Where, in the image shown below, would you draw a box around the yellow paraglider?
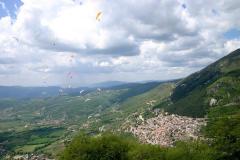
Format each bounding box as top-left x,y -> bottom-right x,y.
96,11 -> 102,21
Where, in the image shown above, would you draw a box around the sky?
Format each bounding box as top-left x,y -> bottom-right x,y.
0,0 -> 240,87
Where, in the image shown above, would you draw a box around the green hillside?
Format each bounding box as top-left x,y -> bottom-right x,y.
58,49 -> 240,160
1,49 -> 240,159
155,49 -> 240,117
0,81 -> 174,157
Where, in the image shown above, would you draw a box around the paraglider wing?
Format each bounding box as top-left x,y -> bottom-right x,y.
96,12 -> 102,21
80,90 -> 85,94
13,36 -> 19,42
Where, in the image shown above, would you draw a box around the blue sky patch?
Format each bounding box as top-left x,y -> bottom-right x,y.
0,0 -> 23,19
224,28 -> 240,40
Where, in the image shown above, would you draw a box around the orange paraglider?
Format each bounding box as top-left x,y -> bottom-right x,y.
96,11 -> 102,21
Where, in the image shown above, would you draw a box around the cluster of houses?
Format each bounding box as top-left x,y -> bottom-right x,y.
128,113 -> 206,146
4,154 -> 54,160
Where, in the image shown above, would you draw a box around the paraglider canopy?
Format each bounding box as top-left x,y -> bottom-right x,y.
80,90 -> 85,94
13,36 -> 19,42
96,11 -> 102,21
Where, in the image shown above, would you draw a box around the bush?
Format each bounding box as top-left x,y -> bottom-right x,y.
166,141 -> 217,160
128,144 -> 166,160
60,133 -> 217,160
204,113 -> 240,160
60,133 -> 131,160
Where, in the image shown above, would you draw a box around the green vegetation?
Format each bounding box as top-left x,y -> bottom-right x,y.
162,89 -> 206,117
120,83 -> 174,114
1,49 -> 240,159
60,133 -> 216,160
61,104 -> 240,160
205,115 -> 240,160
204,105 -> 240,160
0,82 -> 173,157
59,49 -> 240,160
115,82 -> 163,102
153,49 -> 240,117
0,127 -> 64,155
89,82 -> 174,132
60,110 -> 240,160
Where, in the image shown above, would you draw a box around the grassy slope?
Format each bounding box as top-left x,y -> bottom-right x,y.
120,83 -> 174,114
0,82 -> 174,156
154,49 -> 240,117
90,83 -> 175,131
0,127 -> 65,154
0,90 -> 125,156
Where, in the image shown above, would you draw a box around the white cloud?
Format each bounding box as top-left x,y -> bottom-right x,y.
224,39 -> 240,53
0,0 -> 240,86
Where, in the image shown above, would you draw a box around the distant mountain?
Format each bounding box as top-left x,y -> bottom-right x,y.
0,86 -> 90,99
89,81 -> 128,88
0,81 -> 163,99
0,86 -> 59,99
155,49 -> 240,117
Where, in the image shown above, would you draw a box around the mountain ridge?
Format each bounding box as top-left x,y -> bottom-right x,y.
154,48 -> 240,117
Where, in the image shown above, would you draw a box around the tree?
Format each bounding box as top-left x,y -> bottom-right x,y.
204,114 -> 240,160
60,133 -> 131,160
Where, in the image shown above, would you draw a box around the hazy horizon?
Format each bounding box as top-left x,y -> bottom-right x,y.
0,79 -> 174,87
